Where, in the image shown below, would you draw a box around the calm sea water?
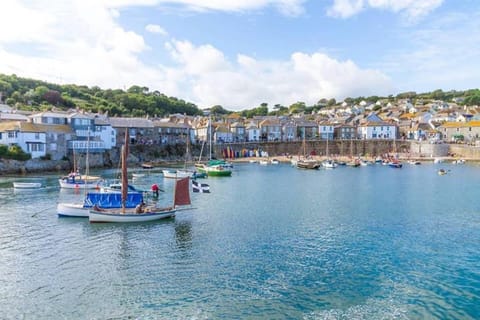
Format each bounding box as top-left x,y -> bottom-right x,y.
0,163 -> 479,319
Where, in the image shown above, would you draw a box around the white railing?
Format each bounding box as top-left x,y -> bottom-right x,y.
68,140 -> 106,150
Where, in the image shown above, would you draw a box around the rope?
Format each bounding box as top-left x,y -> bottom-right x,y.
31,205 -> 56,217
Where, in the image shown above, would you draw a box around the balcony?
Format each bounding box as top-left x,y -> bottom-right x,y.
68,140 -> 106,152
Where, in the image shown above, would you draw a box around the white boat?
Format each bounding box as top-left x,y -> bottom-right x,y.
322,159 -> 337,169
433,158 -> 444,164
57,192 -> 144,217
259,160 -> 269,165
270,159 -> 279,164
100,183 -> 147,193
89,131 -> 191,223
132,173 -> 145,178
452,159 -> 465,164
58,176 -> 102,189
162,169 -> 195,179
13,182 -> 42,189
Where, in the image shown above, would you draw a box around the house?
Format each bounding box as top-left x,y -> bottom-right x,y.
407,122 -> 432,140
357,121 -> 397,139
438,121 -> 480,143
214,124 -> 233,143
30,111 -> 69,125
295,119 -> 317,139
282,120 -> 297,141
68,112 -> 115,152
230,121 -> 246,142
246,122 -> 260,142
108,117 -> 155,146
318,121 -> 335,140
0,121 -> 73,159
334,124 -> 356,139
152,119 -> 190,144
259,118 -> 282,141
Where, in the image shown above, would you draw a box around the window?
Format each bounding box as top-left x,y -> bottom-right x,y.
35,133 -> 40,139
8,131 -> 17,138
29,143 -> 44,152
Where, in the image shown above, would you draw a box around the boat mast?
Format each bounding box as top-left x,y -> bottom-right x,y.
84,126 -> 90,196
121,130 -> 129,212
208,113 -> 212,160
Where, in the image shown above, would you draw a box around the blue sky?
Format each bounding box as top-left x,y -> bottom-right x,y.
0,0 -> 479,111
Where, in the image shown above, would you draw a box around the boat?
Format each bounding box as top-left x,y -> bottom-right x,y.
89,131 -> 191,223
132,173 -> 145,179
100,182 -> 148,193
197,164 -> 233,177
452,159 -> 465,164
297,159 -> 320,169
438,169 -> 447,175
388,161 -> 403,168
58,174 -> 102,189
259,159 -> 269,165
433,158 -> 444,164
57,192 -> 144,217
141,163 -> 154,169
296,134 -> 319,169
322,159 -> 337,169
13,182 -> 42,189
59,136 -> 103,189
408,160 -> 421,165
270,159 -> 279,164
346,159 -> 360,167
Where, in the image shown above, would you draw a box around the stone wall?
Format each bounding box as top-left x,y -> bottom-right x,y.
449,144 -> 480,158
409,141 -> 450,158
0,158 -> 70,175
211,140 -> 412,158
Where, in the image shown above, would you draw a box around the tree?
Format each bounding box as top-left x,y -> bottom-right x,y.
327,98 -> 336,107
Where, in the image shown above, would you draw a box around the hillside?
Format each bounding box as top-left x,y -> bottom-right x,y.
0,74 -> 203,117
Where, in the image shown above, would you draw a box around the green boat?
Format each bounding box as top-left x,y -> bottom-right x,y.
197,164 -> 232,177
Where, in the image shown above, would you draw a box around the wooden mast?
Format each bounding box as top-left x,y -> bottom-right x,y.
121,130 -> 129,213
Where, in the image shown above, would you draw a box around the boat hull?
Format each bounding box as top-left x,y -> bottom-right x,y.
13,182 -> 42,189
89,208 -> 176,223
57,203 -> 88,217
59,179 -> 101,189
296,160 -> 320,169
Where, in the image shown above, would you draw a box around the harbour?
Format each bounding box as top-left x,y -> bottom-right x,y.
0,163 -> 479,318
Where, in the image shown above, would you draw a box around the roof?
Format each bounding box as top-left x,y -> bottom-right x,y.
0,121 -> 72,133
440,121 -> 480,128
108,117 -> 154,128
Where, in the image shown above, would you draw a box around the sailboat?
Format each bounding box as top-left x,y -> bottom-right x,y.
195,114 -> 232,177
296,131 -> 320,169
59,141 -> 102,189
164,130 -> 206,179
89,131 -> 191,223
322,137 -> 337,169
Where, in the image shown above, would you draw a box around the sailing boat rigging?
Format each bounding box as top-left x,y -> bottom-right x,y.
89,130 -> 191,223
296,129 -> 320,169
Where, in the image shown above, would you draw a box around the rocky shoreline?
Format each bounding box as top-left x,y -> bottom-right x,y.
0,158 -> 71,175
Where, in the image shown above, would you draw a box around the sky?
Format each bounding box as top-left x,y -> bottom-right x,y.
0,0 -> 479,111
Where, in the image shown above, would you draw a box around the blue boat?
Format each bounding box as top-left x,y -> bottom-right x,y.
57,192 -> 144,217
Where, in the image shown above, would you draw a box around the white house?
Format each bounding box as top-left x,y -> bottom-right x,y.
246,122 -> 260,142
357,121 -> 397,139
318,122 -> 335,140
0,121 -> 47,158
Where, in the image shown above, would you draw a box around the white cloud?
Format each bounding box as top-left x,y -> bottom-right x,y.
381,11 -> 480,93
103,0 -> 306,16
145,24 -> 168,36
161,40 -> 392,109
327,0 -> 364,19
327,0 -> 444,20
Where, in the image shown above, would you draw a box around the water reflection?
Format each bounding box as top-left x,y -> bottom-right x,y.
174,220 -> 193,250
